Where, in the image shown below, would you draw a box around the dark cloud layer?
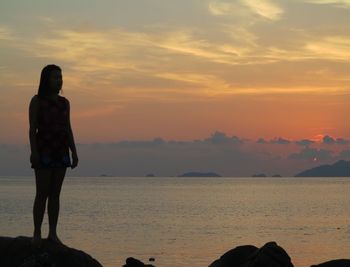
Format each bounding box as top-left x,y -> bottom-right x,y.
339,150 -> 350,159
323,135 -> 350,145
1,132 -> 349,177
295,139 -> 314,146
270,137 -> 291,145
257,137 -> 290,145
288,147 -> 333,161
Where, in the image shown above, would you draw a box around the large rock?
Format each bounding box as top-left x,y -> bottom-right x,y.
311,259 -> 350,267
0,236 -> 103,267
209,241 -> 294,267
245,242 -> 294,267
123,257 -> 155,267
209,245 -> 258,267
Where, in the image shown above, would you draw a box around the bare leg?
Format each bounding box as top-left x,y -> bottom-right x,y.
33,168 -> 52,246
47,167 -> 66,244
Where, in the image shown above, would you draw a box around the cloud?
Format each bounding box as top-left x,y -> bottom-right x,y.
152,30 -> 253,65
339,149 -> 350,158
0,25 -> 14,40
336,138 -> 350,145
322,135 -> 350,145
2,0 -> 350,113
52,132 -> 253,176
295,139 -> 315,146
155,72 -> 231,95
305,36 -> 350,61
257,137 -> 300,145
17,27 -> 254,83
242,0 -> 284,20
257,138 -> 268,144
1,131 -> 348,177
204,131 -> 243,145
304,0 -> 350,8
208,0 -> 283,20
85,132 -> 244,148
208,1 -> 238,15
323,135 -> 336,144
113,137 -> 166,148
288,147 -> 333,160
270,137 -> 291,145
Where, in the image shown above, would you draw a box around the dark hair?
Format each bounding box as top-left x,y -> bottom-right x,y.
37,64 -> 62,97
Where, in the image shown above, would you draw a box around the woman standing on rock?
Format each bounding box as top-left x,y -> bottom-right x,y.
29,64 -> 78,246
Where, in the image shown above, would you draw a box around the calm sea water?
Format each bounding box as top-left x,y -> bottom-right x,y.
0,176 -> 349,267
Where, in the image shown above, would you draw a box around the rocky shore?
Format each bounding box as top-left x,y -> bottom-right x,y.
0,236 -> 102,267
1,237 -> 349,267
123,241 -> 350,267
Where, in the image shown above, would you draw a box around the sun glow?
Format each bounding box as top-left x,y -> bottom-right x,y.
311,135 -> 325,142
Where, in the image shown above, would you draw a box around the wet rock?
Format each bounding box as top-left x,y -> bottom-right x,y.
311,259 -> 350,267
209,241 -> 294,267
209,245 -> 258,267
123,257 -> 155,267
0,236 -> 102,267
246,241 -> 294,267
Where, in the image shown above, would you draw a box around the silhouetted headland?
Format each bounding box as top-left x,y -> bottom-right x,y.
0,236 -> 102,267
295,160 -> 350,177
178,172 -> 221,177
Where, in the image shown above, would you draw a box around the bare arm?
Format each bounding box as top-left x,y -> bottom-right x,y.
66,99 -> 78,168
29,96 -> 39,155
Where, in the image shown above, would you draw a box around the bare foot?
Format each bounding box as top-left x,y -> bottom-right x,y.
47,234 -> 63,245
32,232 -> 42,248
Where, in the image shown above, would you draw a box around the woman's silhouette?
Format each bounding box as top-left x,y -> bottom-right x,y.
29,64 -> 78,246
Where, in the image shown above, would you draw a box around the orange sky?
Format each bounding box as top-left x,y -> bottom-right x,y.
1,0 -> 350,144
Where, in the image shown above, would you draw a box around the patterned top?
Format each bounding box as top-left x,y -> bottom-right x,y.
32,95 -> 71,169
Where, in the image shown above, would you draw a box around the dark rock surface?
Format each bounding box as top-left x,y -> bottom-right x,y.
3,236 -> 349,267
209,245 -> 258,267
209,242 -> 350,267
311,259 -> 350,267
0,236 -> 102,267
209,242 -> 294,267
123,257 -> 155,267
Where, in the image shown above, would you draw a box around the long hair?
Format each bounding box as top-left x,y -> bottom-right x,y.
37,64 -> 62,97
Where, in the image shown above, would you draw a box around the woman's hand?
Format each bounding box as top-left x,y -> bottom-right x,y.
71,152 -> 79,169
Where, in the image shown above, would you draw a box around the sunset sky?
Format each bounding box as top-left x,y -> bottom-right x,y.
1,0 -> 350,176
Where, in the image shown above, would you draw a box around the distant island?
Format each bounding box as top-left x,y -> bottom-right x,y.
295,160 -> 350,177
178,172 -> 221,177
145,173 -> 155,177
252,173 -> 266,177
252,174 -> 282,177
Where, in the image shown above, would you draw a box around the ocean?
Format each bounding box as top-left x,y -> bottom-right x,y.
0,176 -> 349,267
